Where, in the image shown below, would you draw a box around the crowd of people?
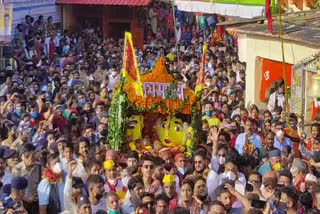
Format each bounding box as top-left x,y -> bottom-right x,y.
0,2 -> 320,214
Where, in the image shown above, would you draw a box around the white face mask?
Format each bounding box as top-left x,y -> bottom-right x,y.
111,71 -> 117,77
290,167 -> 299,177
178,167 -> 186,175
225,171 -> 236,181
52,162 -> 62,174
219,157 -> 226,165
276,130 -> 284,139
122,177 -> 130,188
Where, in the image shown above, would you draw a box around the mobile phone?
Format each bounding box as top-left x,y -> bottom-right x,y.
251,199 -> 266,209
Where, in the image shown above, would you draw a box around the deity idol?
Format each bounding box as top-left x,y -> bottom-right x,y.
156,115 -> 189,153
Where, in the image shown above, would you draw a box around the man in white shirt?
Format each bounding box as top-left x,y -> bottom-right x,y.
64,160 -> 84,214
267,80 -> 286,115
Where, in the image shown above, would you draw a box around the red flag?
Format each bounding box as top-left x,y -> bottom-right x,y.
265,0 -> 273,33
122,32 -> 143,97
195,44 -> 208,93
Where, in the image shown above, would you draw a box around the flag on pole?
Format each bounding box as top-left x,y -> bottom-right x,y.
265,0 -> 273,33
195,43 -> 208,93
122,32 -> 144,97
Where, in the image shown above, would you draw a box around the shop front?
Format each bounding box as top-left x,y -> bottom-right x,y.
56,0 -> 150,48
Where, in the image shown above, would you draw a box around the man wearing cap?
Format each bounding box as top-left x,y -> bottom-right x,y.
2,149 -> 18,185
12,143 -> 42,214
104,160 -> 127,200
258,149 -> 282,176
2,176 -> 28,214
56,136 -> 68,159
291,158 -> 307,192
162,174 -> 178,211
77,195 -> 91,214
158,148 -> 173,173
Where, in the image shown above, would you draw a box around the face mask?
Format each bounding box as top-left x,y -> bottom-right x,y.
78,99 -> 86,105
15,109 -> 22,116
219,157 -> 226,165
276,130 -> 284,139
225,171 -> 236,181
108,209 -> 120,214
177,167 -> 186,175
52,162 -> 62,174
206,110 -> 213,117
291,167 -> 299,177
31,111 -> 39,119
95,191 -> 103,200
242,116 -> 247,122
272,163 -> 282,171
100,129 -> 108,136
227,88 -> 233,95
122,177 -> 130,188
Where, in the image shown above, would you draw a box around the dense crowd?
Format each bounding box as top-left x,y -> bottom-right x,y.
0,2 -> 320,214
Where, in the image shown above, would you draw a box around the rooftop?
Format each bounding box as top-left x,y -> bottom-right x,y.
227,9 -> 320,47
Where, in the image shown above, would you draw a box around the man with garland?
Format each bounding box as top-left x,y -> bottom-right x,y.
38,152 -> 65,214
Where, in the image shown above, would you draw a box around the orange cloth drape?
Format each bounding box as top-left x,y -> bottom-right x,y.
260,58 -> 292,101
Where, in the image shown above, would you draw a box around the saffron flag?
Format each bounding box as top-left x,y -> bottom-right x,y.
195,43 -> 208,93
122,32 -> 144,97
265,0 -> 273,33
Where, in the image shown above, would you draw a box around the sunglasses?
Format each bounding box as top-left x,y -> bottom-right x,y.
143,165 -> 154,169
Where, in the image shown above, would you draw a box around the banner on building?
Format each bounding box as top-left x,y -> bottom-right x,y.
0,4 -> 13,45
260,58 -> 292,101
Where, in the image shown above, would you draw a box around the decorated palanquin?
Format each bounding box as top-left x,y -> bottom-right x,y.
110,57 -> 201,158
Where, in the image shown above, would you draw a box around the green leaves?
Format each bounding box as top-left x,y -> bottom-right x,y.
107,78 -> 130,151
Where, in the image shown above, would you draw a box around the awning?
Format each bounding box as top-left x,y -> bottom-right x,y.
56,0 -> 151,6
175,0 -> 265,18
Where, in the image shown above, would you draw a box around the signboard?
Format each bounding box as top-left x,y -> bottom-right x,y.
0,4 -> 12,44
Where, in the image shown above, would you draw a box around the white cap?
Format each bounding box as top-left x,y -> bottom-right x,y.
305,173 -> 317,183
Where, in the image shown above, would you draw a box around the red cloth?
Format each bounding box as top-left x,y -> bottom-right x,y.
49,40 -> 56,60
169,195 -> 178,211
295,176 -> 305,192
265,0 -> 273,33
167,13 -> 174,30
307,138 -> 314,151
52,114 -> 68,133
230,136 -> 237,148
312,101 -> 320,119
